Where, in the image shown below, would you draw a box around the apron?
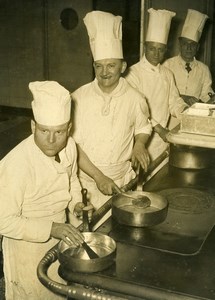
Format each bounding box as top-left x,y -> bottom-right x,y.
3,237 -> 66,300
79,161 -> 136,230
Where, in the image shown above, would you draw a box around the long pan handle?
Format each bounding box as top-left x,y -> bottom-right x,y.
89,147 -> 170,230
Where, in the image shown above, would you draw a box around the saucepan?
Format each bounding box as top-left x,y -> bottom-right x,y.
58,188 -> 116,273
58,231 -> 116,273
112,191 -> 168,227
169,144 -> 213,169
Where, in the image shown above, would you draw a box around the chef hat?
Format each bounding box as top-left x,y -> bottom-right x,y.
146,8 -> 176,44
29,81 -> 71,126
83,11 -> 123,61
180,9 -> 209,42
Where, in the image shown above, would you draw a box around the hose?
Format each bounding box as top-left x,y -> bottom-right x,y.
37,243 -> 203,300
62,271 -> 203,300
37,245 -> 127,300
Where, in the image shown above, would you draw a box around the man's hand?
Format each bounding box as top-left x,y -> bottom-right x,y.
207,94 -> 215,104
131,136 -> 150,172
181,95 -> 198,106
77,146 -> 121,196
154,124 -> 170,142
50,222 -> 84,247
73,202 -> 95,222
94,173 -> 121,195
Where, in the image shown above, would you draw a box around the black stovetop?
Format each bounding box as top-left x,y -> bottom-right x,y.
59,164 -> 215,300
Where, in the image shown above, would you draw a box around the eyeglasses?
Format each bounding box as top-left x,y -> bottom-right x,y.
180,42 -> 198,50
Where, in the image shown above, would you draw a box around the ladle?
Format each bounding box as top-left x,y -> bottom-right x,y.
120,191 -> 151,208
119,165 -> 151,209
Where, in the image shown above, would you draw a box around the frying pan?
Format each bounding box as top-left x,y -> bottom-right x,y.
58,232 -> 116,273
57,189 -> 116,273
112,190 -> 168,227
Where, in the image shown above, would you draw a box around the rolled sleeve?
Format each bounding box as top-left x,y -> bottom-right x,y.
134,93 -> 152,136
22,219 -> 53,242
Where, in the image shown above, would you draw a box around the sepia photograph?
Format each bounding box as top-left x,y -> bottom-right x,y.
0,0 -> 215,299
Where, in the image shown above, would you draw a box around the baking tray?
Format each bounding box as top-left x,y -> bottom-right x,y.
180,103 -> 215,136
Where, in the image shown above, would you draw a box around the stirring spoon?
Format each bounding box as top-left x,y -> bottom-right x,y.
65,236 -> 99,259
82,241 -> 99,259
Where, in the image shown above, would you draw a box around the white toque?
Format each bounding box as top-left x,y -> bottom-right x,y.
180,9 -> 209,42
83,10 -> 123,61
146,8 -> 176,44
29,81 -> 71,126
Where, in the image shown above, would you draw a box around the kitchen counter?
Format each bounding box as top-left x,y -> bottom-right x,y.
59,162 -> 215,300
166,125 -> 215,149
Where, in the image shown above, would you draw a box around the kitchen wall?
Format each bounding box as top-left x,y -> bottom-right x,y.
0,0 -> 215,109
0,0 -> 93,109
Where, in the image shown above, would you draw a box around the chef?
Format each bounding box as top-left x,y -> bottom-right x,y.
0,81 -> 84,300
125,8 -> 188,176
70,11 -> 152,229
164,9 -> 214,107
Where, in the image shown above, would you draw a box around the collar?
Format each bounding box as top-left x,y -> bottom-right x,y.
140,55 -> 161,73
93,77 -> 128,115
31,135 -> 71,170
178,55 -> 197,68
93,77 -> 127,98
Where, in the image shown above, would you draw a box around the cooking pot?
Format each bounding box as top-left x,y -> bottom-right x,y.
112,191 -> 168,227
169,144 -> 213,169
58,232 -> 116,273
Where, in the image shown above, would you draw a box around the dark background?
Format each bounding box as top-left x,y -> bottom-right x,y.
0,0 -> 214,110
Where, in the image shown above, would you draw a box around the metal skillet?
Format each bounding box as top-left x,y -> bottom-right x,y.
57,188 -> 116,273
58,232 -> 116,273
112,190 -> 168,227
112,164 -> 168,227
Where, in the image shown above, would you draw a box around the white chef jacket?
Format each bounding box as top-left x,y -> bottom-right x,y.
163,55 -> 214,102
72,77 -> 152,229
126,55 -> 188,162
0,135 -> 81,300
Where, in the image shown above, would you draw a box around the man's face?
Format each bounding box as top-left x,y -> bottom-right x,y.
93,58 -> 127,93
31,120 -> 72,157
145,42 -> 167,66
179,37 -> 199,62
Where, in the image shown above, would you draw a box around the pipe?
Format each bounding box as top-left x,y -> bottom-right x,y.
63,272 -> 203,300
37,242 -> 202,300
37,245 -> 127,300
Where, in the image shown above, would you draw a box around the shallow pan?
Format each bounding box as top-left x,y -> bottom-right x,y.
112,191 -> 168,227
58,232 -> 116,273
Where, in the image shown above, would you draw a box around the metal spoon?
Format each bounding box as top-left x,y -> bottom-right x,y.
81,188 -> 100,259
120,191 -> 144,200
120,192 -> 151,209
82,241 -> 99,259
65,236 -> 99,259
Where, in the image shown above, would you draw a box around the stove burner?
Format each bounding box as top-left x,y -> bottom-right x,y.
158,188 -> 215,214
